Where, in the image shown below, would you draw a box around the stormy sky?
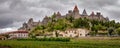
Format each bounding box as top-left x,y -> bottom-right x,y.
0,0 -> 120,33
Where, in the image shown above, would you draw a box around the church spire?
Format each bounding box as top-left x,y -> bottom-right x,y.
73,5 -> 79,13
82,9 -> 88,16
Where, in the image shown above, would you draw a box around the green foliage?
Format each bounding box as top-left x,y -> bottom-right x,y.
31,25 -> 45,32
30,25 -> 46,36
0,38 -> 120,48
2,34 -> 10,38
97,32 -> 108,36
116,28 -> 120,36
73,18 -> 89,28
51,13 -> 56,18
17,37 -> 70,42
53,19 -> 67,30
92,24 -> 107,31
115,22 -> 120,28
90,20 -> 99,26
29,15 -> 120,36
91,25 -> 99,35
108,27 -> 114,36
89,31 -> 97,36
66,16 -> 74,23
109,20 -> 115,27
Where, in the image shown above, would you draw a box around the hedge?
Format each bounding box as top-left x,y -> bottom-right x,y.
17,37 -> 70,42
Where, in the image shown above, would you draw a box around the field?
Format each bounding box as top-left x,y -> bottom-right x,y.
0,37 -> 120,48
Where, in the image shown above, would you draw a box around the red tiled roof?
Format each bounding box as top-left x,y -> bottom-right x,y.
5,30 -> 28,34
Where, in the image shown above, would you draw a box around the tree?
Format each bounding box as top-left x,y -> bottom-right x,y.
29,33 -> 36,38
30,25 -> 46,36
115,22 -> 120,29
91,20 -> 99,26
116,28 -> 120,36
91,25 -> 99,36
53,19 -> 67,31
4,34 -> 10,39
73,18 -> 89,28
55,31 -> 58,37
110,20 -> 115,27
108,27 -> 114,36
66,16 -> 74,23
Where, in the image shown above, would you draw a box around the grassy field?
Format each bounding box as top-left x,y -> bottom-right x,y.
0,37 -> 120,48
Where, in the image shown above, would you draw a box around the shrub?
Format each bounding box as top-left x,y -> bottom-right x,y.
116,28 -> 120,36
89,31 -> 97,36
17,37 -> 70,42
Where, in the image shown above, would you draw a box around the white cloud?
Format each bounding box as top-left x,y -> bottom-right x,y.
0,27 -> 17,33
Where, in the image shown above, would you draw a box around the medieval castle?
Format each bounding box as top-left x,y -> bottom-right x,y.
18,5 -> 109,31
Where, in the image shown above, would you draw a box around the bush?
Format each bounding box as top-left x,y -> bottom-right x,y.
89,31 -> 97,36
17,37 -> 70,42
97,32 -> 108,35
116,28 -> 120,36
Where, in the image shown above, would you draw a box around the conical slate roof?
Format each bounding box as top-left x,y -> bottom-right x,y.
73,5 -> 79,12
82,9 -> 88,16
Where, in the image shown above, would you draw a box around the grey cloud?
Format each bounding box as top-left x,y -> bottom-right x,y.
0,0 -> 51,29
106,10 -> 120,22
80,0 -> 119,10
0,0 -> 8,3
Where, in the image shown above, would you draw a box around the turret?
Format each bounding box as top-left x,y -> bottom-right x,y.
44,16 -> 49,19
82,9 -> 88,16
96,12 -> 101,16
73,5 -> 79,13
28,18 -> 33,24
51,12 -> 57,18
105,17 -> 109,21
42,16 -> 50,24
38,20 -> 41,25
23,22 -> 27,28
72,5 -> 81,19
68,10 -> 72,14
53,12 -> 57,16
90,12 -> 95,16
56,12 -> 61,16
